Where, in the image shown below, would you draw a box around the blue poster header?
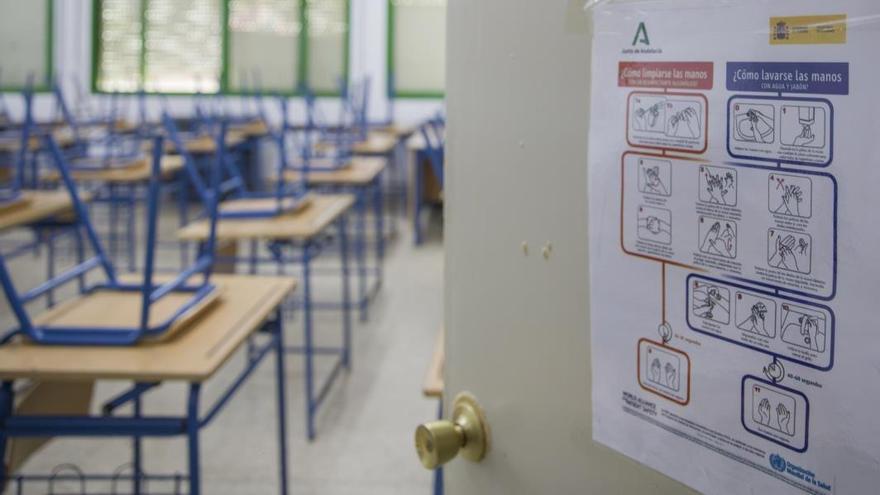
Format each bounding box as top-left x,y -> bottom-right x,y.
726,62 -> 849,95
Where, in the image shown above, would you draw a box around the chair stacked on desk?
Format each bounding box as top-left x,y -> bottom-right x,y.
0,124 -> 294,494
413,114 -> 446,245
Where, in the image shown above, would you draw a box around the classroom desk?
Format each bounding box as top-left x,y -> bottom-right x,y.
143,131 -> 247,155
373,123 -> 419,141
0,129 -> 77,154
44,155 -> 185,184
0,274 -> 295,494
407,134 -> 443,245
423,328 -> 445,495
42,155 -> 188,272
229,120 -> 271,190
351,132 -> 398,157
0,190 -> 96,309
0,191 -> 78,232
230,119 -> 271,139
423,329 -> 444,399
284,158 -> 387,321
179,194 -> 355,440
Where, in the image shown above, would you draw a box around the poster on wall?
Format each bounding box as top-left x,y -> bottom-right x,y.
587,1 -> 880,493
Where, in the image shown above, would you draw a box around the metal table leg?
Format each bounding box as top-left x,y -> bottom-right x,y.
273,309 -> 290,495
186,383 -> 202,495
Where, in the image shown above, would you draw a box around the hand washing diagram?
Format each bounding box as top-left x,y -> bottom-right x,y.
588,8 -> 871,489
768,229 -> 811,274
647,346 -> 682,392
781,105 -> 826,148
691,279 -> 730,325
727,97 -> 832,167
736,292 -> 777,338
769,173 -> 813,218
667,100 -> 703,139
733,103 -> 775,143
780,303 -> 827,353
699,165 -> 737,206
638,206 -> 672,244
639,158 -> 672,196
752,384 -> 797,437
631,95 -> 666,133
628,92 -> 708,152
699,217 -> 737,259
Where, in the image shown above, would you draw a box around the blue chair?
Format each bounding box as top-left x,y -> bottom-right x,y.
53,78 -> 143,171
414,115 -> 445,245
0,130 -> 222,346
165,115 -> 307,220
278,89 -> 353,173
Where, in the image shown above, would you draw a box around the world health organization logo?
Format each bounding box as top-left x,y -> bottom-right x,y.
770,453 -> 787,473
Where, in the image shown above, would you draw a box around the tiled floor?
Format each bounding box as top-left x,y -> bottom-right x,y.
0,207 -> 444,494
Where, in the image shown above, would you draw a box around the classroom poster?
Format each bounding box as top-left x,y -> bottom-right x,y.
587,1 -> 880,493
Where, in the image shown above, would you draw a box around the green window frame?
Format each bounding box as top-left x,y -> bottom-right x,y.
387,0 -> 445,99
0,0 -> 54,92
91,0 -> 349,96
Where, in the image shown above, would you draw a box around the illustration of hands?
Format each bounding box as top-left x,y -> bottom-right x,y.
757,398 -> 772,426
701,222 -> 735,257
774,185 -> 803,216
777,403 -> 793,435
632,103 -> 662,131
799,315 -> 822,351
718,224 -> 736,257
664,362 -> 677,390
739,302 -> 772,337
693,286 -> 728,321
736,109 -> 774,143
650,358 -> 662,383
793,124 -> 815,147
670,106 -> 701,138
770,235 -> 800,272
705,172 -> 733,204
640,216 -> 670,235
632,108 -> 648,131
700,221 -> 721,252
644,166 -> 668,195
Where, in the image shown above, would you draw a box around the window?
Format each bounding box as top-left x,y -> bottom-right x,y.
93,0 -> 349,95
226,0 -> 301,94
387,0 -> 445,98
143,0 -> 223,93
0,0 -> 53,91
305,0 -> 348,95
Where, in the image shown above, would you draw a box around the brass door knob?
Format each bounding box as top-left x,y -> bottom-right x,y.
415,393 -> 489,470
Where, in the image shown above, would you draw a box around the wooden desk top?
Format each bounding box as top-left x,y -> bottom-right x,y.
0,129 -> 77,153
178,193 -> 355,242
0,275 -> 296,382
423,329 -> 445,398
143,132 -> 247,155
33,285 -> 221,343
407,133 -> 427,151
0,190 -> 82,232
218,196 -> 311,216
352,132 -> 398,156
44,155 -> 185,184
373,123 -> 418,139
283,157 -> 385,186
230,120 -> 271,138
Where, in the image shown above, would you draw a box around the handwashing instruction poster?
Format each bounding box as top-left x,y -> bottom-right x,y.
588,1 -> 880,493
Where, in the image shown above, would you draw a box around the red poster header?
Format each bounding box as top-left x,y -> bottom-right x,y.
618,62 -> 714,90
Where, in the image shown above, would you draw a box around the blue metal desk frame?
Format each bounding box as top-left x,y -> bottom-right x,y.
305,176 -> 385,323
0,308 -> 290,495
203,201 -> 354,441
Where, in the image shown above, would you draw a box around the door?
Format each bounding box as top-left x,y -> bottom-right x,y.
440,0 -> 692,492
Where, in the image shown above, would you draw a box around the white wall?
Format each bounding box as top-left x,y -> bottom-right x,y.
4,0 -> 443,127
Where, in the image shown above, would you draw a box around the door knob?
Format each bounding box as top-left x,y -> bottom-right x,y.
415,392 -> 489,469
